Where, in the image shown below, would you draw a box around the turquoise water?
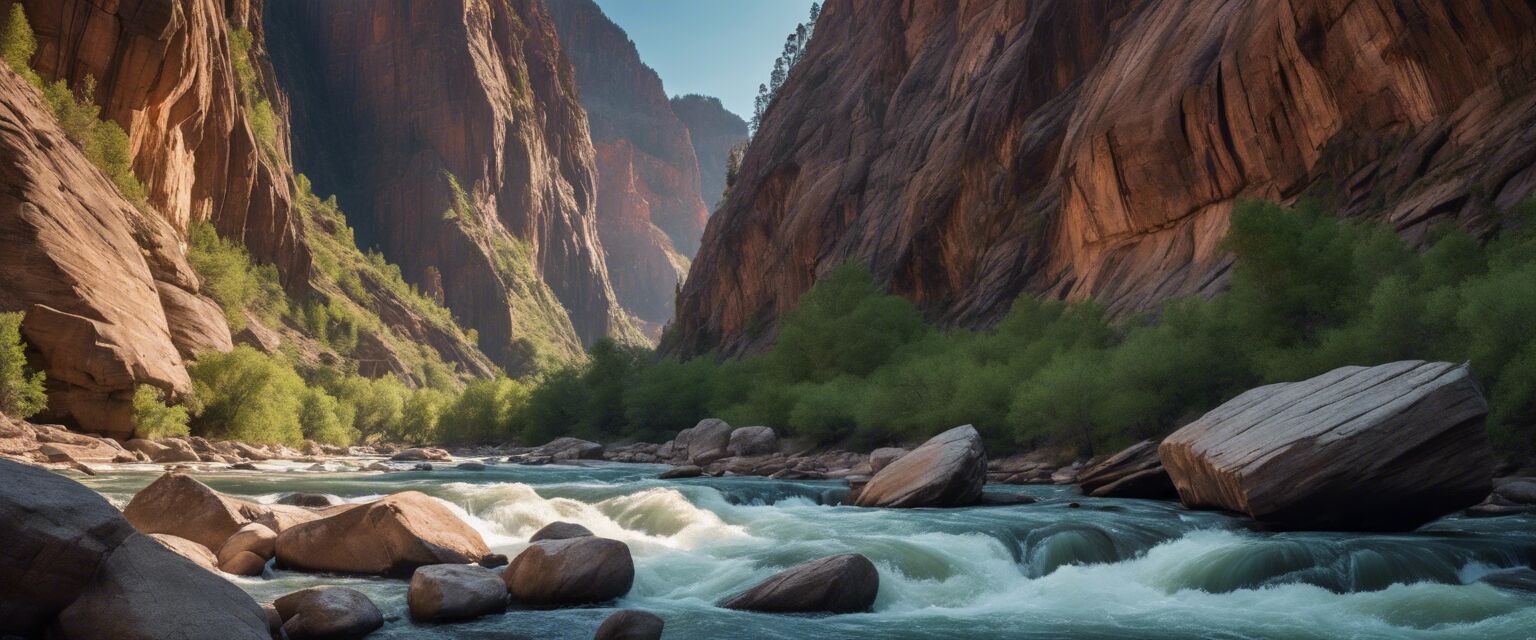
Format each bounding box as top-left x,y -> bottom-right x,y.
79,461 -> 1536,639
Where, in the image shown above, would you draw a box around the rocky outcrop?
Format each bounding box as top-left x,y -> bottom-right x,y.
273,586 -> 383,640
595,610 -> 665,640
728,426 -> 779,457
548,0 -> 708,336
0,459 -> 269,639
1077,440 -> 1175,499
407,564 -> 508,623
855,425 -> 986,508
267,0 -> 640,373
274,491 -> 491,576
671,94 -> 748,210
677,418 -> 733,465
721,553 -> 879,614
665,0 -> 1536,357
503,536 -> 635,606
1160,361 -> 1493,530
123,472 -> 321,550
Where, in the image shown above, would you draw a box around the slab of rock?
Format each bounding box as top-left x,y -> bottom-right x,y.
658,465 -> 703,479
275,491 -> 490,576
407,564 -> 508,623
679,419 -> 733,465
0,460 -> 268,638
126,438 -> 199,463
503,536 -> 634,606
1159,361 -> 1493,530
854,425 -> 986,508
727,426 -> 779,457
1077,440 -> 1175,499
594,609 -> 664,640
278,493 -> 342,508
535,437 -> 605,461
274,586 -> 383,640
391,447 -> 451,462
147,533 -> 218,572
721,553 -> 879,614
868,447 -> 908,473
530,521 -> 594,542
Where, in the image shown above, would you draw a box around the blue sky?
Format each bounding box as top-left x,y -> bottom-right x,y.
590,0 -> 819,120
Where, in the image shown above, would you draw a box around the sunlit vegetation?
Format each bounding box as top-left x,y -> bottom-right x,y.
188,220 -> 288,333
130,385 -> 189,439
2,4 -> 40,86
0,312 -> 46,419
228,25 -> 279,158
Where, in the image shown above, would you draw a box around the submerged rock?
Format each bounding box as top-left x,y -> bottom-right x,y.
1076,440 -> 1175,499
721,553 -> 879,614
274,586 -> 383,639
1160,361 -> 1493,530
408,564 -> 508,623
278,493 -> 342,507
854,425 -> 986,508
275,492 -> 489,576
504,536 -> 635,606
658,465 -> 703,479
530,521 -> 594,542
594,609 -> 664,640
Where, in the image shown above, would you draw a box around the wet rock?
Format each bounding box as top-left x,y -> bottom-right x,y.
516,455 -> 552,466
456,461 -> 488,471
147,533 -> 218,572
1160,361 -> 1493,531
728,426 -> 779,457
279,493 -> 343,508
365,462 -> 392,472
218,523 -> 278,566
413,463 -> 434,471
1077,440 -> 1175,499
275,491 -> 490,576
869,447 -> 908,473
1478,569 -> 1536,594
274,586 -> 384,639
594,609 -> 665,640
721,553 -> 879,614
535,437 -> 605,461
391,447 -> 451,462
478,553 -> 509,569
855,426 -> 986,508
407,564 -> 508,623
230,462 -> 259,471
980,492 -> 1039,507
0,460 -> 269,638
678,419 -> 733,465
504,536 -> 635,606
530,521 -> 594,542
658,465 -> 703,479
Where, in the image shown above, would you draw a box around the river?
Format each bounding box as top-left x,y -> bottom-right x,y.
77,460 -> 1536,639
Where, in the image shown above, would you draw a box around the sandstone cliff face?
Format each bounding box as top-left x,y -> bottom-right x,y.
671,94 -> 749,211
547,0 -> 706,336
16,0 -> 309,288
666,0 -> 1536,357
0,66 -> 226,437
268,0 -> 639,372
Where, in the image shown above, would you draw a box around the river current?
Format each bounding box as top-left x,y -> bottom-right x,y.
78,460 -> 1536,639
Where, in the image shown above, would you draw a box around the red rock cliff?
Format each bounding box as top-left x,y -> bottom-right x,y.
665,0 -> 1536,357
671,94 -> 749,211
547,0 -> 708,336
266,0 -> 640,372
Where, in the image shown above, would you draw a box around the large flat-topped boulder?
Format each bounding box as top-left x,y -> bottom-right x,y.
721,553 -> 879,614
123,472 -> 321,551
1159,361 -> 1493,531
275,491 -> 490,576
854,425 -> 986,508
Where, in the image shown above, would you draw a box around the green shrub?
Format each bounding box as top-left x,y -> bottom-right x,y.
40,76 -> 146,204
187,221 -> 287,332
188,346 -> 306,444
0,311 -> 46,419
2,4 -> 40,86
298,387 -> 358,446
131,385 -> 189,439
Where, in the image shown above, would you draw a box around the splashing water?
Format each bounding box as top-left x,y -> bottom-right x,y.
78,461 -> 1536,639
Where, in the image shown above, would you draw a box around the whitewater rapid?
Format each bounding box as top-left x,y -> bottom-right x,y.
79,462 -> 1536,639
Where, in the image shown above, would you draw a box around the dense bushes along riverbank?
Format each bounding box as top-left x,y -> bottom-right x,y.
4,200 -> 1534,453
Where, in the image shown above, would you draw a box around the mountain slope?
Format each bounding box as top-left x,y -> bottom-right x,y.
665,0 -> 1536,357
671,94 -> 748,211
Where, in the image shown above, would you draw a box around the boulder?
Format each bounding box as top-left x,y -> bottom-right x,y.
854,425 -> 986,508
0,460 -> 268,638
124,472 -> 269,550
273,586 -> 383,640
727,426 -> 779,457
147,533 -> 218,571
869,447 -> 908,473
1077,440 -> 1175,499
218,523 -> 278,565
229,441 -> 272,461
391,447 -> 451,462
126,438 -> 198,463
658,465 -> 703,479
503,536 -> 635,606
407,564 -> 508,622
530,521 -> 594,542
478,553 -> 510,569
1159,361 -> 1493,530
220,550 -> 268,577
278,493 -> 343,508
721,553 -> 879,613
679,419 -> 733,465
457,461 -> 488,471
536,437 -> 605,461
275,491 -> 490,576
594,610 -> 665,640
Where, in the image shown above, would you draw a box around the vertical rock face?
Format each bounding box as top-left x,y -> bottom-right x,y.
547,0 -> 707,337
665,0 -> 1536,357
671,94 -> 748,211
267,0 -> 639,372
18,0 -> 309,287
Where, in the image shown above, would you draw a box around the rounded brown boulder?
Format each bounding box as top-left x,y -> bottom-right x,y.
529,521 -> 594,542
721,553 -> 879,614
854,425 -> 986,508
218,522 -> 278,566
147,533 -> 218,572
407,564 -> 508,623
123,472 -> 259,550
275,491 -> 490,577
273,586 -> 383,639
594,609 -> 664,640
220,550 -> 268,577
503,536 -> 635,606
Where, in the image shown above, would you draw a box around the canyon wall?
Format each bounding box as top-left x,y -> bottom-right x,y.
665,0 -> 1536,357
671,94 -> 749,211
547,0 -> 708,337
267,0 -> 640,372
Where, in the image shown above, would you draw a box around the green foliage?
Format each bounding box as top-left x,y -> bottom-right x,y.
0,312 -> 46,419
40,76 -> 146,204
227,25 -> 278,156
2,4 -> 40,86
131,385 -> 189,439
298,387 -> 358,446
436,378 -> 530,443
187,221 -> 287,333
188,346 -> 308,445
